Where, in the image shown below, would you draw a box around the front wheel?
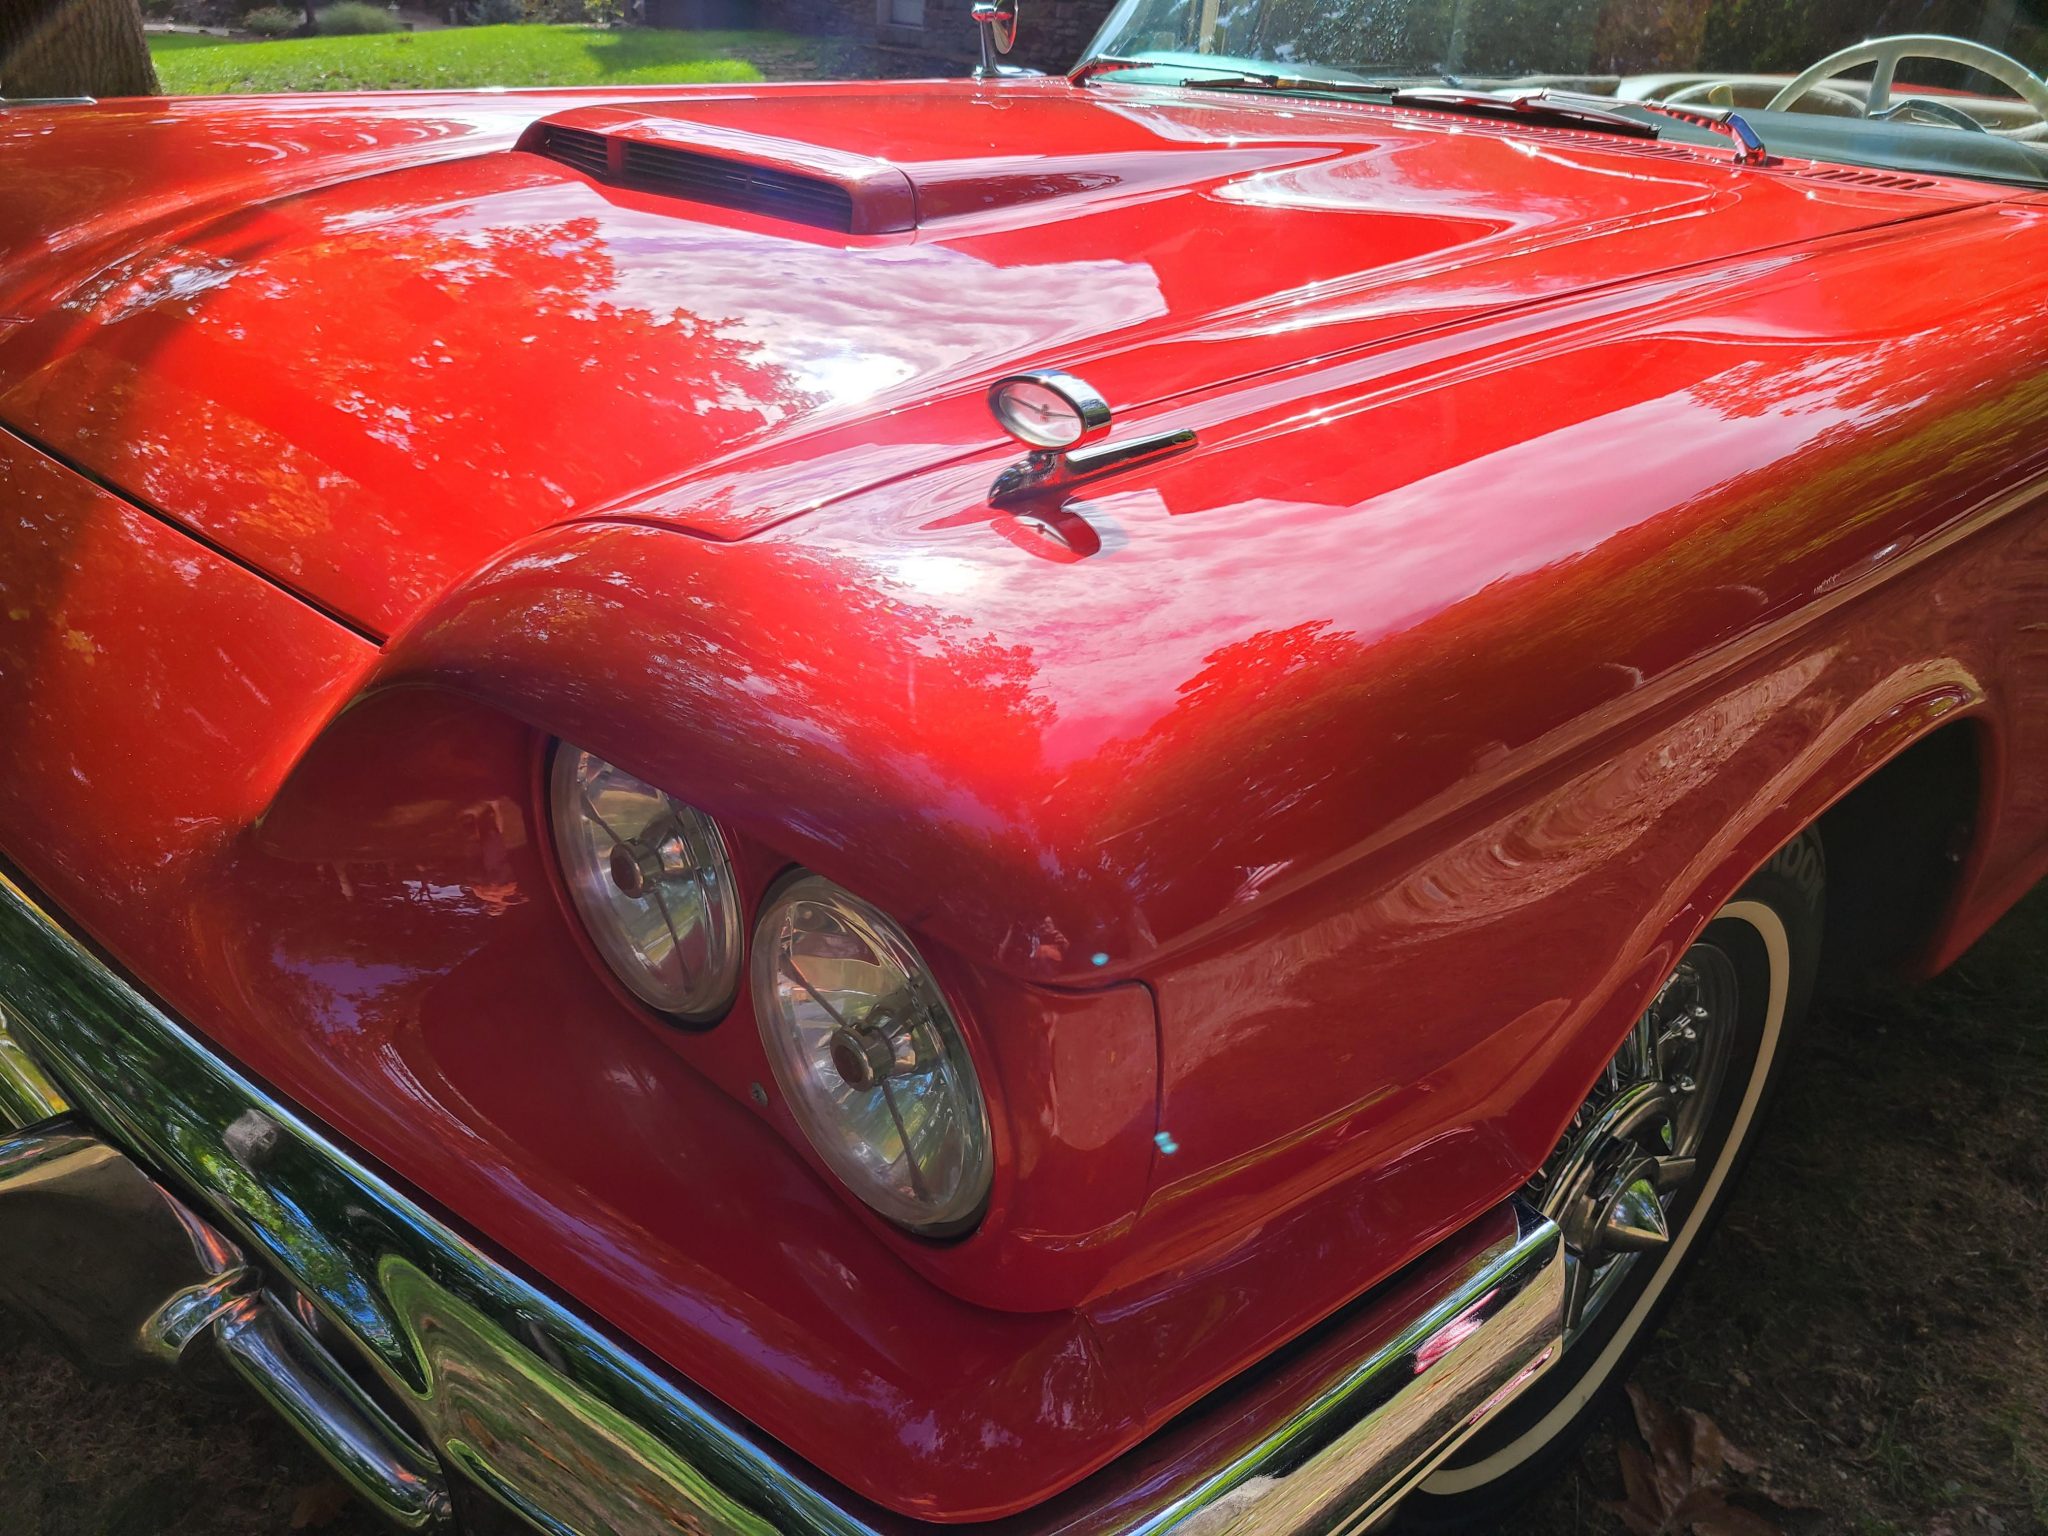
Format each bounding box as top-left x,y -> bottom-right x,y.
1400,833 -> 1824,1528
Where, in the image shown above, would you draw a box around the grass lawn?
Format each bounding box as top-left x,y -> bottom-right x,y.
146,24 -> 795,94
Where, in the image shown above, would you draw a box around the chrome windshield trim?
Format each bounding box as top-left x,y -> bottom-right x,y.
0,861 -> 1562,1536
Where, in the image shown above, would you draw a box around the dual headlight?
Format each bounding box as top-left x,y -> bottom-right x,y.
549,746 -> 992,1234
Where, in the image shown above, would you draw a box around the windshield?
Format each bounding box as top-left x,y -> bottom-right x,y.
1079,1 -> 2048,185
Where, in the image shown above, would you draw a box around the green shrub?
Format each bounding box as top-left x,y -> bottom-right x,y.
315,1 -> 399,32
241,5 -> 301,34
465,0 -> 522,21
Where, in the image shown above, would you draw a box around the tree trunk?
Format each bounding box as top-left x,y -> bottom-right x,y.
0,0 -> 160,99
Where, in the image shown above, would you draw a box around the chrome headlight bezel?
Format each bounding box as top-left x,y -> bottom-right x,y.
751,874 -> 994,1237
547,743 -> 745,1025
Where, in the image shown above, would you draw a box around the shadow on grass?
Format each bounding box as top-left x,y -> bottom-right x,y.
141,33 -> 229,54
573,25 -> 783,76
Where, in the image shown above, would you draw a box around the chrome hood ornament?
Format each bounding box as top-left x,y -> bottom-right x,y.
986,369 -> 1197,508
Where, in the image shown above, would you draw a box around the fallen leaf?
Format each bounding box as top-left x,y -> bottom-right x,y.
1606,1497 -> 1669,1536
1687,1497 -> 1783,1536
290,1481 -> 355,1530
1717,1432 -> 1764,1478
1613,1443 -> 1665,1534
1750,1478 -> 1823,1513
1611,1382 -> 1781,1536
1683,1407 -> 1732,1481
1629,1382 -> 1695,1509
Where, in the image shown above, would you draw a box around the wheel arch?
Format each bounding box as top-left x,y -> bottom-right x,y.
1525,671 -> 1995,1185
1812,715 -> 1987,994
1662,675 -> 1993,1002
1411,690 -> 2000,1513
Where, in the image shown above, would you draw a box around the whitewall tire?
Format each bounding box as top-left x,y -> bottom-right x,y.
1400,832 -> 1824,1528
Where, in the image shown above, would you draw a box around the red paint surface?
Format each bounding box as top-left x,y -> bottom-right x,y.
2,81 -> 2047,1519
0,82 -> 1982,635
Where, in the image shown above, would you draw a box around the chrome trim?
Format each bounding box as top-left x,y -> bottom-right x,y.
1011,1199 -> 1562,1536
970,0 -> 1019,77
0,862 -> 1563,1536
216,1292 -> 453,1530
989,370 -> 1114,449
0,1004 -> 69,1126
989,428 -> 1198,507
1628,98 -> 1769,165
0,1119 -> 250,1375
1068,56 -> 1156,85
0,1115 -> 452,1528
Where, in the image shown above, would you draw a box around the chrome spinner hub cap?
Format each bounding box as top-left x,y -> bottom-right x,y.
1531,947 -> 1739,1339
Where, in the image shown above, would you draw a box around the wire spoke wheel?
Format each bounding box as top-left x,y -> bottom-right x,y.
1403,834 -> 1823,1526
1533,945 -> 1739,1341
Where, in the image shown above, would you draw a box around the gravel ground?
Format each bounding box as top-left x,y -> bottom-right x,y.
4,883 -> 2043,1536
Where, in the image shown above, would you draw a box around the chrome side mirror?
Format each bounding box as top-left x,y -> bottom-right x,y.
972,0 -> 1019,78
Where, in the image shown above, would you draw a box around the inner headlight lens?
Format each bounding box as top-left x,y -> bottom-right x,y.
549,745 -> 743,1021
753,876 -> 992,1234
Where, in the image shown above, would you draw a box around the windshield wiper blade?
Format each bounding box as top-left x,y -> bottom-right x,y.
1070,56 -> 1399,91
1070,67 -> 1771,163
1080,73 -> 1664,144
1068,56 -> 1319,86
1529,89 -> 1769,164
1176,70 -> 1375,92
1385,87 -> 1660,139
1163,78 -> 1661,140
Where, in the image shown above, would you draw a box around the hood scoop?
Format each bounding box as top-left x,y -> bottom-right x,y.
520,102 -> 1345,236
519,108 -> 915,235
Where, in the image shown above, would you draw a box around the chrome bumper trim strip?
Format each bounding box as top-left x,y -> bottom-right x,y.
0,1116 -> 452,1529
215,1288 -> 454,1530
0,1002 -> 68,1125
0,864 -> 1561,1536
0,1120 -> 249,1375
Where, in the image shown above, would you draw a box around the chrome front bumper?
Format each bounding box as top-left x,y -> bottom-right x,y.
0,864 -> 1564,1536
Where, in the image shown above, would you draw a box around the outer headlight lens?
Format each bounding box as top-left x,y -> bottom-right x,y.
753,876 -> 992,1234
549,745 -> 743,1021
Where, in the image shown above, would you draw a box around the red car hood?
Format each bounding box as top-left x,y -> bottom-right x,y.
0,80 -> 1982,636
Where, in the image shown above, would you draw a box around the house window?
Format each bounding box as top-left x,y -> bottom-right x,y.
884,0 -> 924,27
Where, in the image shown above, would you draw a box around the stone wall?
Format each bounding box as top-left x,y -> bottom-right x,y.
1002,0 -> 1117,72
755,0 -> 1116,74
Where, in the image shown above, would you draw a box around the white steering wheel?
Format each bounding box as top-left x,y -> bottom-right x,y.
1767,33 -> 2048,137
1661,77 -> 1866,115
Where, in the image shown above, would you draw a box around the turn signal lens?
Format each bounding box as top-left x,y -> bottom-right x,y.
752,876 -> 992,1235
549,745 -> 743,1021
